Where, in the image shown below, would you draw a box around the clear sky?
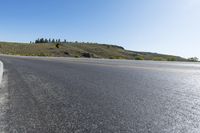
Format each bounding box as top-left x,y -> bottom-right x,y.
0,0 -> 199,58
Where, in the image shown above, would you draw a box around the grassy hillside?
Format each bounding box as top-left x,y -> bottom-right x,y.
0,42 -> 187,61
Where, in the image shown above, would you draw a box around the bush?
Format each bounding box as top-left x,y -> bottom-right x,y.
167,57 -> 176,61
64,52 -> 69,55
75,55 -> 80,58
153,57 -> 165,61
109,56 -> 123,59
56,43 -> 60,48
135,56 -> 144,60
81,52 -> 92,58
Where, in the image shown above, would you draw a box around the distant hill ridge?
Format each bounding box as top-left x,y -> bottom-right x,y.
0,41 -> 187,61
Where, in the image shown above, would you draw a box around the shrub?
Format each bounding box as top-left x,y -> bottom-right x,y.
75,55 -> 80,58
81,52 -> 92,58
135,56 -> 144,60
56,43 -> 60,48
64,52 -> 69,55
167,57 -> 176,61
153,57 -> 165,61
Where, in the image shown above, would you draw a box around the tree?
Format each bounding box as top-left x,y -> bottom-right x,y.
44,39 -> 48,43
52,39 -> 55,43
39,38 -> 44,43
49,38 -> 51,43
35,38 -> 40,43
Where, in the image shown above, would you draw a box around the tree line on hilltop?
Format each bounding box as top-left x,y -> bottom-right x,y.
32,38 -> 98,44
31,38 -> 125,49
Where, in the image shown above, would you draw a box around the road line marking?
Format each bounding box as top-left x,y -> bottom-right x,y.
0,61 -> 3,84
0,71 -> 8,133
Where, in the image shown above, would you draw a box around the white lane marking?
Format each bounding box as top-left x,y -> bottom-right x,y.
0,61 -> 3,84
0,72 -> 8,133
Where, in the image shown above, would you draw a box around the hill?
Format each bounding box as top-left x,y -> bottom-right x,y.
0,41 -> 187,61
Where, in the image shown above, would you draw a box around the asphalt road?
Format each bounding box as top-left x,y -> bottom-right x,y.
0,55 -> 200,133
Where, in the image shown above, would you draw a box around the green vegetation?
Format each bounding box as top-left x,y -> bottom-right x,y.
135,56 -> 144,60
0,41 -> 188,61
167,57 -> 177,61
153,57 -> 165,61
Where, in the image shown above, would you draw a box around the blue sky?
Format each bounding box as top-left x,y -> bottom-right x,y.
0,0 -> 199,58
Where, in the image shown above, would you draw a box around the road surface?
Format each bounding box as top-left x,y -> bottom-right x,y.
0,55 -> 200,133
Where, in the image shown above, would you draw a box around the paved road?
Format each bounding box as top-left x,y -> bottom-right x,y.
0,55 -> 200,133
